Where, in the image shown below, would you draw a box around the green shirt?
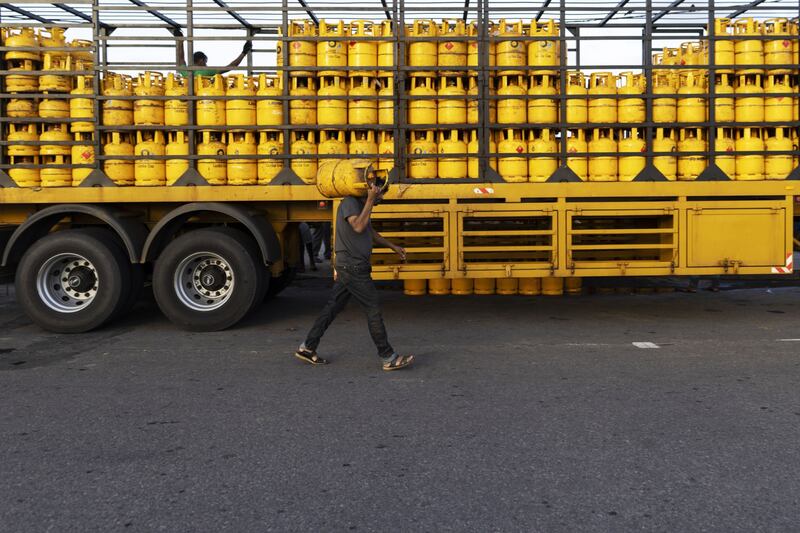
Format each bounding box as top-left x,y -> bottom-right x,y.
178,69 -> 219,77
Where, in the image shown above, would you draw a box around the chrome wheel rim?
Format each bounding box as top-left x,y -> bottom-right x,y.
36,253 -> 99,313
174,252 -> 235,312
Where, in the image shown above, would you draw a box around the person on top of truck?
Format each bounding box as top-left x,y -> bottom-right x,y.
172,27 -> 252,76
295,177 -> 415,372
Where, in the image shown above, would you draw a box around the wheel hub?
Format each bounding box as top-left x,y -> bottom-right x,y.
175,253 -> 235,311
36,254 -> 99,313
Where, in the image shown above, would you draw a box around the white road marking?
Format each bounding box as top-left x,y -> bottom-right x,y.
633,342 -> 660,349
777,339 -> 800,342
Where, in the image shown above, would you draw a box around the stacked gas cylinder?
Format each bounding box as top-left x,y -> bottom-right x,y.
3,27 -> 95,187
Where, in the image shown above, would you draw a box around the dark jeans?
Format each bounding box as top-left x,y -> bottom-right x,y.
304,261 -> 394,359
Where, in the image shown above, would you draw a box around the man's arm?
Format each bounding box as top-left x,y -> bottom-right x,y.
172,28 -> 186,68
346,185 -> 380,234
219,41 -> 252,74
372,227 -> 406,261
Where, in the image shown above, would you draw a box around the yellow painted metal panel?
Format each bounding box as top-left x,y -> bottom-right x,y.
687,208 -> 786,267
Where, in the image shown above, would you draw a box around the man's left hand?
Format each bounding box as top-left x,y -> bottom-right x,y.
391,244 -> 406,262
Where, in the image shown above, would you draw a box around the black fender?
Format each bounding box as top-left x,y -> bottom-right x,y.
141,202 -> 281,266
2,204 -> 148,266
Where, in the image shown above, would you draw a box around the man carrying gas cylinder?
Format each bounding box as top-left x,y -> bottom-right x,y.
294,170 -> 415,371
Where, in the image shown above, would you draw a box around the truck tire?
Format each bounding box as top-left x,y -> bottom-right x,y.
152,227 -> 266,331
15,229 -> 130,333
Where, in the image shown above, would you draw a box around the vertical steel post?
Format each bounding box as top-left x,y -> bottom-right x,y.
92,0 -> 103,174
281,0 -> 290,168
478,0 -> 490,180
558,0 -> 568,169
644,0 -> 654,168
395,0 -> 408,182
707,0 -> 717,171
186,0 -> 197,167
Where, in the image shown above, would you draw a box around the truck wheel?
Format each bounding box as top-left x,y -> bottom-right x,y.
15,229 -> 130,333
153,228 -> 265,331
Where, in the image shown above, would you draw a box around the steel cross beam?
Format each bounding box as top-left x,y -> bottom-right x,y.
1,4 -> 55,24
380,0 -> 392,20
296,0 -> 319,25
211,0 -> 254,30
462,0 -> 470,21
728,0 -> 767,18
652,0 -> 686,22
52,3 -> 114,32
126,0 -> 182,30
600,0 -> 632,25
534,0 -> 553,22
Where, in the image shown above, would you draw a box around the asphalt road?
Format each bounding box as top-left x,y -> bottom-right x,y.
1,276 -> 799,532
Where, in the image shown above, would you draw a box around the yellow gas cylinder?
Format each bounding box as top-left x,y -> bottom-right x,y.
518,278 -> 541,296
408,74 -> 437,125
714,127 -> 736,179
428,278 -> 451,295
195,74 -> 226,126
678,41 -> 703,72
528,19 -> 559,74
733,18 -> 764,73
317,20 -> 347,72
653,128 -> 677,181
714,72 -> 735,122
256,75 -> 283,127
4,27 -> 40,61
197,131 -> 227,185
734,127 -> 765,181
378,131 -> 395,172
527,74 -> 558,124
566,71 -> 588,124
527,129 -> 557,183
38,27 -> 66,58
588,128 -> 618,182
653,72 -> 677,123
794,130 -> 799,170
467,76 -> 497,124
289,76 -> 317,125
134,131 -> 166,187
618,128 -> 646,182
735,73 -> 764,123
316,74 -> 347,126
677,70 -> 706,124
467,21 -> 496,75
677,128 -> 707,181
496,278 -> 518,295
566,129 -> 588,180
378,76 -> 394,125
165,73 -> 189,127
497,129 -> 527,183
438,76 -> 467,125
349,130 -> 378,165
7,124 -> 40,187
165,131 -> 189,185
763,18 -> 792,72
712,18 -> 735,71
497,74 -> 527,124
348,20 -> 378,77
39,123 -> 72,187
8,99 -> 37,118
404,279 -> 427,296
765,127 -> 793,180
103,132 -> 134,186
407,19 -> 438,69
618,72 -> 645,123
286,20 -> 317,75
319,130 -> 347,163
452,278 -> 474,295
39,96 -> 69,119
69,75 -> 94,132
6,58 -> 39,93
68,39 -> 94,71
764,73 -> 792,123
101,74 -> 133,126
71,132 -> 95,186
468,130 -> 498,179
225,74 -> 256,127
39,53 -> 72,92
588,72 -> 617,124
437,130 -> 467,179
474,278 -> 496,295
408,130 -> 437,179
133,71 -> 165,126
291,131 -> 318,184
565,278 -> 582,295
257,131 -> 284,184
378,21 -> 394,69
317,159 -> 388,199
541,277 -> 564,296
438,20 -> 467,72
792,20 -> 800,68
348,76 -> 378,125
226,131 -> 257,186
496,20 -> 526,72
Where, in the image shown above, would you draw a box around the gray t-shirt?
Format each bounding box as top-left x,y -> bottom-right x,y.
335,196 -> 372,265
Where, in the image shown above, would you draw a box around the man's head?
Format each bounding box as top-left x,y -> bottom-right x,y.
193,51 -> 208,66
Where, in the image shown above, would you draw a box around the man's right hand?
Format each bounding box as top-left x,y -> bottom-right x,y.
171,27 -> 183,37
366,183 -> 380,204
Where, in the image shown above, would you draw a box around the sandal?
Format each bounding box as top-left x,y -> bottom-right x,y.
382,354 -> 414,372
294,348 -> 329,365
